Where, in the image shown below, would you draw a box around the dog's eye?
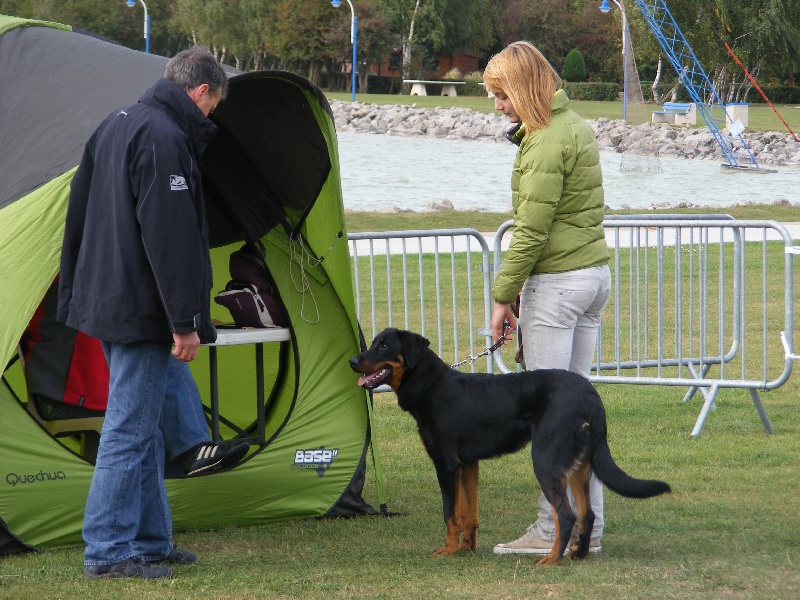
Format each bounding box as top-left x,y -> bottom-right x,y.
379,339 -> 387,349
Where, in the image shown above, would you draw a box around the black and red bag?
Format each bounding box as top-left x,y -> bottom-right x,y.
214,245 -> 288,328
20,278 -> 109,417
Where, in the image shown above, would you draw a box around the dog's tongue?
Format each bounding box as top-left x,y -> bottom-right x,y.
357,368 -> 390,389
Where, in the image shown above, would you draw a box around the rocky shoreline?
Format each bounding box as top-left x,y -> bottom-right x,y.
330,100 -> 800,167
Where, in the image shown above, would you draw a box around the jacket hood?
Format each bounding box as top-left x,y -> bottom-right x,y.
551,88 -> 569,113
139,79 -> 218,158
507,88 -> 570,147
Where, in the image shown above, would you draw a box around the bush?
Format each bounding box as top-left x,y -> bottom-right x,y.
746,85 -> 800,103
443,67 -> 463,81
462,71 -> 485,97
562,49 -> 587,83
647,84 -> 800,104
563,82 -> 620,101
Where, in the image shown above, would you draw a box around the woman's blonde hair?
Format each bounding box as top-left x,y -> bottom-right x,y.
483,41 -> 562,132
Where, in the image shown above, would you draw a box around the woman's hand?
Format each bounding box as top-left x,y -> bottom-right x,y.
491,302 -> 516,343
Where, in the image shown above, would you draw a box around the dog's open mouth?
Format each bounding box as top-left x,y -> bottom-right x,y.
357,367 -> 392,390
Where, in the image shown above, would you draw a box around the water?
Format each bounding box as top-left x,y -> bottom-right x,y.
337,132 -> 800,212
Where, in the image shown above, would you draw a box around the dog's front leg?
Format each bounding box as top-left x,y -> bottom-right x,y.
432,463 -> 461,556
457,462 -> 479,551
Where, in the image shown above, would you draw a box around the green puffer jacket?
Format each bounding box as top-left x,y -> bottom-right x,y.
491,89 -> 609,305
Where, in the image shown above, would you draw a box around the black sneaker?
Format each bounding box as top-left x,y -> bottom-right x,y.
181,440 -> 249,476
84,557 -> 172,579
154,546 -> 196,565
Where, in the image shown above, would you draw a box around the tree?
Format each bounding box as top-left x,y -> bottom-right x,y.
326,1 -> 393,93
618,0 -> 800,103
377,0 -> 493,90
487,0 -> 575,70
562,48 -> 587,82
261,0 -> 337,85
439,0 -> 493,56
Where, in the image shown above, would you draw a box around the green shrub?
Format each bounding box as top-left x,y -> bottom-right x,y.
562,49 -> 588,82
462,71 -> 485,97
443,67 -> 463,81
563,82 -> 620,101
746,85 -> 800,103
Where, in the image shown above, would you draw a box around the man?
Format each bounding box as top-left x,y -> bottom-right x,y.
58,47 -> 231,579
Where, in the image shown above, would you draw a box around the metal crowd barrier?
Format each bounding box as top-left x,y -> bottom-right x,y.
349,217 -> 795,436
348,229 -> 495,374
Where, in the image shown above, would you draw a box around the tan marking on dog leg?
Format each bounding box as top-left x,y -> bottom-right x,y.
433,465 -> 463,556
567,461 -> 592,560
534,501 -> 563,566
458,462 -> 479,551
432,515 -> 463,556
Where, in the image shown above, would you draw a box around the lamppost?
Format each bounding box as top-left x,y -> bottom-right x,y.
331,0 -> 357,102
599,0 -> 628,121
125,0 -> 150,54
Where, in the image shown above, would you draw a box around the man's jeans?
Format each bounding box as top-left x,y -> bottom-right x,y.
519,265 -> 611,541
162,355 -> 209,464
84,341 -> 205,565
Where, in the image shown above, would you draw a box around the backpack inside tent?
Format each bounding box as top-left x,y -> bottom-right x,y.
0,14 -> 385,555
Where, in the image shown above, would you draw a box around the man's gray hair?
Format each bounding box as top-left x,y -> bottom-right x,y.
165,46 -> 229,100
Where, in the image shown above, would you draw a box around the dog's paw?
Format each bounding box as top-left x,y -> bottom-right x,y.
534,554 -> 562,566
568,549 -> 590,561
431,545 -> 459,557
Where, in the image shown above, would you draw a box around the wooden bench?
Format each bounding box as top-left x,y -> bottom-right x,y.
652,101 -> 696,125
403,79 -> 465,97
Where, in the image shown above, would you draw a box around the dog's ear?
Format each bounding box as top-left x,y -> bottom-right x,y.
399,330 -> 430,369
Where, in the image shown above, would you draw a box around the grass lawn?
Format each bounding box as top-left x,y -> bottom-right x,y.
2,383 -> 798,598
2,209 -> 800,598
343,204 -> 800,234
325,91 -> 800,134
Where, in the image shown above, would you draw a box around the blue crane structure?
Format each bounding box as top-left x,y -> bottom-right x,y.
629,0 -> 760,170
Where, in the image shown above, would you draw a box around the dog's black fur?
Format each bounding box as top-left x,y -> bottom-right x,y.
350,328 -> 671,565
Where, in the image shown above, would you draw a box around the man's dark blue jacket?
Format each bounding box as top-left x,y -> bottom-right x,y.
58,78 -> 218,344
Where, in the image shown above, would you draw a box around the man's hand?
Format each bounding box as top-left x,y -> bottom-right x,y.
491,302 -> 516,343
172,331 -> 200,362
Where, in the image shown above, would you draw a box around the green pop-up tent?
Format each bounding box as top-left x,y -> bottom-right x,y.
0,15 -> 385,555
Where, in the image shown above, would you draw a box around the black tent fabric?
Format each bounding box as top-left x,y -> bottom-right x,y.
0,25 -> 168,210
203,72 -> 332,245
0,25 -> 329,241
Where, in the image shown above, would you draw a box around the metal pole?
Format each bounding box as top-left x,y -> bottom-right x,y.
144,10 -> 150,54
331,0 -> 357,102
125,0 -> 150,53
351,14 -> 358,102
620,0 -> 628,121
600,0 -> 627,121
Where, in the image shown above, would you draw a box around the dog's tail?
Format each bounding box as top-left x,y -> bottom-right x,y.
589,423 -> 671,499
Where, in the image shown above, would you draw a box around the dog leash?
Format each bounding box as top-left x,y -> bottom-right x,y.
450,321 -> 512,369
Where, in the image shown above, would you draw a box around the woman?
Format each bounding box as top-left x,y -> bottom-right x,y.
485,41 -> 611,556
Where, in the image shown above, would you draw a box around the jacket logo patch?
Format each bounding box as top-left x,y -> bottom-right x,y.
170,175 -> 188,191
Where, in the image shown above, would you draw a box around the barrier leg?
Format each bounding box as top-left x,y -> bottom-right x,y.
690,383 -> 719,437
749,389 -> 774,434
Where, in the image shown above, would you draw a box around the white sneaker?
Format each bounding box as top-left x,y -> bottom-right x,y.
493,522 -> 602,555
493,523 -> 553,555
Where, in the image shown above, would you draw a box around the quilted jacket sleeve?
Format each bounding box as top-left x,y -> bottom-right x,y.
491,136 -> 568,305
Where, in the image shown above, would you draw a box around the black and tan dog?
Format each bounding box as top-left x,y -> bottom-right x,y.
350,328 -> 671,565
